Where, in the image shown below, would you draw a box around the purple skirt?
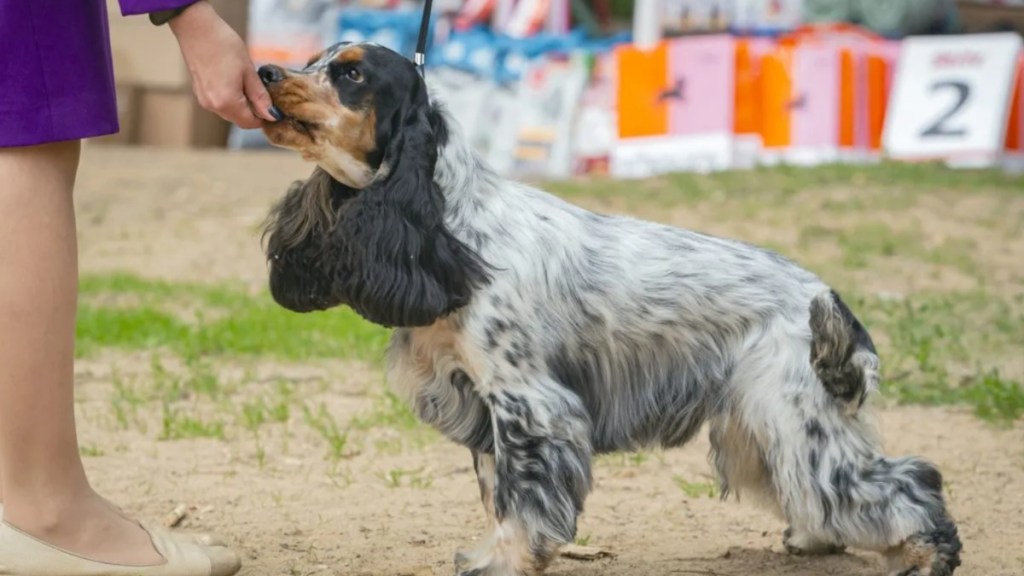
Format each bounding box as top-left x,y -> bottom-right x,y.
0,0 -> 118,147
0,0 -> 192,147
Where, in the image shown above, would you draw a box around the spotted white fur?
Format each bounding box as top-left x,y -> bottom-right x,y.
383,98 -> 961,576
261,44 -> 962,576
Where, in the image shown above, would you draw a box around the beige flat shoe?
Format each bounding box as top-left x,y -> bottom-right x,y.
0,503 -> 227,548
0,521 -> 241,576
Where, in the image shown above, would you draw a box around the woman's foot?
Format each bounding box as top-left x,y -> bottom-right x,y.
0,498 -> 227,548
0,521 -> 242,576
3,489 -> 165,565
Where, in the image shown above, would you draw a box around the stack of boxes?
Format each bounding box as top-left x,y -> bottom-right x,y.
98,0 -> 250,147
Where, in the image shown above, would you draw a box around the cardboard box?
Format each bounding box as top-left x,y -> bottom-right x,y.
956,1 -> 1024,33
135,87 -> 233,148
106,0 -> 250,89
101,0 -> 250,147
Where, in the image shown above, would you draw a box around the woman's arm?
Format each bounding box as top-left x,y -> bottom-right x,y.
117,0 -> 276,129
117,0 -> 197,16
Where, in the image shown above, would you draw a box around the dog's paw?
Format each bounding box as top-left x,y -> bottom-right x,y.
783,527 -> 846,556
454,546 -> 532,576
454,549 -> 479,575
885,518 -> 962,576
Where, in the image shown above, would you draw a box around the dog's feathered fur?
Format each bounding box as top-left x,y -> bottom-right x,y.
259,43 -> 961,576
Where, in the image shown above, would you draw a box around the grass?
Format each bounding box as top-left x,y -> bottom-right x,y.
74,161 -> 1024,424
596,451 -> 657,468
849,291 -> 1024,423
673,476 -> 719,499
110,368 -> 147,432
159,406 -> 225,441
351,389 -> 439,452
963,370 -> 1024,424
241,383 -> 293,432
351,390 -> 425,432
544,161 -> 1024,208
383,467 -> 433,489
79,444 -> 105,457
302,403 -> 351,461
77,274 -> 390,362
78,272 -> 1023,424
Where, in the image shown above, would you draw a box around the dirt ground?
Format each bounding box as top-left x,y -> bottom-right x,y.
73,144 -> 1024,576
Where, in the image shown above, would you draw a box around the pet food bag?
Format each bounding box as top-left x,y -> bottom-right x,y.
333,7 -> 434,60
571,51 -> 619,176
508,54 -> 590,179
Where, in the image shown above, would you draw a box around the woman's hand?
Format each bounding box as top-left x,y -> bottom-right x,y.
169,1 -> 276,129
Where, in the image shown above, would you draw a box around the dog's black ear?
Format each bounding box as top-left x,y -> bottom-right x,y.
329,80 -> 489,327
262,167 -> 351,313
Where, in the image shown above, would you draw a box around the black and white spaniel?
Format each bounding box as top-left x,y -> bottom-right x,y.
257,42 -> 961,576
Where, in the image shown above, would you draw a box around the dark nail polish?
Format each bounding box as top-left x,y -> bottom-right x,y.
268,106 -> 284,121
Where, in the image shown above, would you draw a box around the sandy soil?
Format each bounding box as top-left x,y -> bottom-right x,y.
72,143 -> 1024,576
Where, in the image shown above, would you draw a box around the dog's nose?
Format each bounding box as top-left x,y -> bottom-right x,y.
258,64 -> 286,85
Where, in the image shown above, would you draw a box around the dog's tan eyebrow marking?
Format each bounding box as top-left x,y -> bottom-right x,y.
334,46 -> 365,65
305,49 -> 327,68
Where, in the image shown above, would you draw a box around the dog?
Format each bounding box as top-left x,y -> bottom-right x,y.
256,42 -> 962,576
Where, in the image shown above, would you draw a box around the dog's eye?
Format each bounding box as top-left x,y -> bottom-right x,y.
345,68 -> 364,83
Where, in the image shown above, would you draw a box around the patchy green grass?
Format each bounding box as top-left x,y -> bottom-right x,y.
159,406 -> 225,441
75,162 -> 1024,424
596,451 -> 658,468
302,402 -> 351,461
352,389 -> 440,452
77,273 -> 390,361
79,444 -> 106,457
545,161 -> 1024,208
240,387 -> 292,433
848,291 -> 1024,423
963,370 -> 1024,425
673,476 -> 719,499
351,390 -> 423,432
77,281 -> 1022,424
383,467 -> 434,489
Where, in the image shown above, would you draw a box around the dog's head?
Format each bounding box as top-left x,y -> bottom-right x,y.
258,42 -> 433,188
258,43 -> 488,328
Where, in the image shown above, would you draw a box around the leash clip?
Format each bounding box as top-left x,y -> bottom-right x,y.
414,0 -> 434,78
414,52 -> 426,76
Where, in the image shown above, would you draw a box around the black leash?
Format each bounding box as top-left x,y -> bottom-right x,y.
414,0 -> 434,77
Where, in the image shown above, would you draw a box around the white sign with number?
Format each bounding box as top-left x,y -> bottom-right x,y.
883,33 -> 1022,168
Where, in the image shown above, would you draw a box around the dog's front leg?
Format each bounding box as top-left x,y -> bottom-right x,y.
455,378 -> 593,576
472,450 -> 497,525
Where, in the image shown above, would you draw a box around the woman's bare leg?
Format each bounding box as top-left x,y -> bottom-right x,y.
0,141 -> 161,565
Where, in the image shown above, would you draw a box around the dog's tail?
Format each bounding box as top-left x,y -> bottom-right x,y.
808,289 -> 880,414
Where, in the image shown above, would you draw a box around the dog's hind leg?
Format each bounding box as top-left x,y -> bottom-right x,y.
709,411 -> 846,557
719,322 -> 961,575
